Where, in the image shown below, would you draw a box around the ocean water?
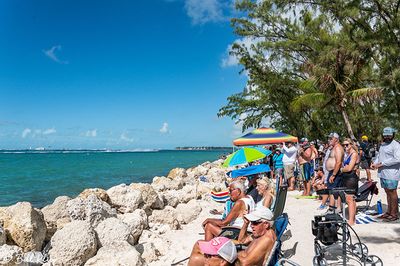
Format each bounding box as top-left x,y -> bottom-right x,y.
0,150 -> 229,208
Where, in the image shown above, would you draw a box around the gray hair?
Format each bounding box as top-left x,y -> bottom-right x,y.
230,180 -> 246,194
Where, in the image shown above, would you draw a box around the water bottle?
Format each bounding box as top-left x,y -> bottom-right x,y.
377,200 -> 383,214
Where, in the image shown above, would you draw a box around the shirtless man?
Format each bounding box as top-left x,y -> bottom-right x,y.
298,138 -> 316,196
325,132 -> 344,210
188,206 -> 276,266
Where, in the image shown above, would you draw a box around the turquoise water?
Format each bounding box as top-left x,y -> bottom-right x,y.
0,150 -> 228,208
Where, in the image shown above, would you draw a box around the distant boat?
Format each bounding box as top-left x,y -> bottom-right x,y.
34,147 -> 45,151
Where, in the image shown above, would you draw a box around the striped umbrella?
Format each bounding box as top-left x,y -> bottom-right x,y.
233,127 -> 298,146
223,147 -> 267,167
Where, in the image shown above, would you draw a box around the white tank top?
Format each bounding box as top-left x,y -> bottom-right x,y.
229,197 -> 255,228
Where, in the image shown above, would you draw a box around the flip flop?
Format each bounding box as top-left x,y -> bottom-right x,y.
209,209 -> 222,215
377,213 -> 390,219
383,215 -> 399,222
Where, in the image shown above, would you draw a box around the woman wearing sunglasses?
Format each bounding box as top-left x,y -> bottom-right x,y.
341,138 -> 360,225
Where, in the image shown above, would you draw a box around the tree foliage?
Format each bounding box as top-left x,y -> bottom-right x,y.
218,0 -> 398,141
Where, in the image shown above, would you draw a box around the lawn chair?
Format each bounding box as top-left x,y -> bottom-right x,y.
273,185 -> 288,220
355,181 -> 378,212
264,213 -> 290,266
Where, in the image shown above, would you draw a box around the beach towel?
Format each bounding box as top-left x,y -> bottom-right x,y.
210,190 -> 230,202
355,213 -> 378,224
294,195 -> 318,199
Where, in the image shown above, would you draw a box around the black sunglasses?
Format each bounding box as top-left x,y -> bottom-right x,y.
250,220 -> 263,226
343,143 -> 350,147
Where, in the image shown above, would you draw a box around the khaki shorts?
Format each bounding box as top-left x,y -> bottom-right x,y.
284,164 -> 295,178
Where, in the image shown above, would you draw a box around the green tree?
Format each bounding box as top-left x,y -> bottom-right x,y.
219,0 -> 385,139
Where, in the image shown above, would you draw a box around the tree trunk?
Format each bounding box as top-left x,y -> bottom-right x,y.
339,105 -> 356,140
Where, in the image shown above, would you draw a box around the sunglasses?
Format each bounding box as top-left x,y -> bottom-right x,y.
343,143 -> 350,147
204,254 -> 222,259
250,220 -> 263,226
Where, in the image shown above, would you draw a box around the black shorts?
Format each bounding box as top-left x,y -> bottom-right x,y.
327,171 -> 342,190
341,171 -> 359,194
360,159 -> 371,170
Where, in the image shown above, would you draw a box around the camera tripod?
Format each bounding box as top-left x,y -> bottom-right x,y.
312,187 -> 383,266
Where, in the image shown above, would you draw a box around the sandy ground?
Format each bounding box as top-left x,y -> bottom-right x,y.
151,170 -> 400,266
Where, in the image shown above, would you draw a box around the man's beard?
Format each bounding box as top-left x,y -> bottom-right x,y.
383,137 -> 393,143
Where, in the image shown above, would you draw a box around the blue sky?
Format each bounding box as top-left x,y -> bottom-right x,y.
0,0 -> 248,149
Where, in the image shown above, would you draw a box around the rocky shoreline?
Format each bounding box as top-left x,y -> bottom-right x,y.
0,159 -> 228,266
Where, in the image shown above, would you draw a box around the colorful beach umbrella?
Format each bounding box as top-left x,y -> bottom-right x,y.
223,147 -> 266,167
250,147 -> 273,157
233,127 -> 298,146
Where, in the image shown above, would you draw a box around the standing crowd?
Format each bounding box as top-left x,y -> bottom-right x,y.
188,127 -> 400,265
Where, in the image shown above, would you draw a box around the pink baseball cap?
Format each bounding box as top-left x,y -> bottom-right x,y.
198,237 -> 237,263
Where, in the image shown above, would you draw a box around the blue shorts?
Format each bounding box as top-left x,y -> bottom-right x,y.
380,179 -> 399,190
300,163 -> 312,181
327,171 -> 342,190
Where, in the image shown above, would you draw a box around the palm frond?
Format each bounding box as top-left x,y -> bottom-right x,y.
291,92 -> 328,111
347,87 -> 384,103
298,78 -> 318,93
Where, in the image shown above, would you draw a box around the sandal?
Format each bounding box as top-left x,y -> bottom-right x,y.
383,215 -> 399,222
378,212 -> 390,219
209,209 -> 222,215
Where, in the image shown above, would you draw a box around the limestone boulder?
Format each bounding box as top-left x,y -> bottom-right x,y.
0,226 -> 5,245
67,194 -> 117,227
129,183 -> 164,212
167,168 -> 187,180
0,244 -> 23,266
149,206 -> 180,230
79,188 -> 110,203
49,221 -> 97,266
190,165 -> 208,177
135,242 -> 160,264
3,202 -> 46,252
176,200 -> 202,224
106,184 -> 143,213
84,241 -> 143,266
41,196 -> 71,241
138,230 -> 171,257
95,217 -> 134,248
160,190 -> 179,207
117,209 -> 148,244
151,176 -> 184,192
206,167 -> 227,183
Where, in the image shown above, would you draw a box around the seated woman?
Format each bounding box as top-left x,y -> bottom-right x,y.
312,167 -> 327,191
202,180 -> 255,241
189,206 -> 276,266
255,177 -> 275,209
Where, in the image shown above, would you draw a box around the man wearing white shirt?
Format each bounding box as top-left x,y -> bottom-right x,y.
282,142 -> 298,190
371,127 -> 400,222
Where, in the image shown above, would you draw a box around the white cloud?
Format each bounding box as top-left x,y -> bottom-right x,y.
184,0 -> 225,25
22,128 -> 31,138
42,128 -> 56,135
221,37 -> 261,68
85,129 -> 97,137
160,122 -> 170,134
120,132 -> 134,142
43,45 -> 68,64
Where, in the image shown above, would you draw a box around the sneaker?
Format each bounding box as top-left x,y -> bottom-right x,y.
317,205 -> 327,210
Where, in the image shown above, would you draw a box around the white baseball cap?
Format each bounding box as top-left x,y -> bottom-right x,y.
245,206 -> 273,222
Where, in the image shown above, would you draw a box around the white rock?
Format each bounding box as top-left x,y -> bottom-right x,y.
95,217 -> 134,248
0,244 -> 24,266
160,191 -> 179,207
151,176 -> 183,192
206,167 -> 228,183
67,194 -> 117,227
129,183 -> 164,212
149,206 -> 180,230
0,226 -> 6,246
135,242 -> 160,264
117,209 -> 148,244
107,184 -> 143,213
41,196 -> 71,241
191,165 -> 208,177
138,230 -> 171,257
176,200 -> 202,224
49,221 -> 97,266
79,188 -> 110,203
3,202 -> 47,252
84,241 -> 143,266
167,168 -> 187,180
